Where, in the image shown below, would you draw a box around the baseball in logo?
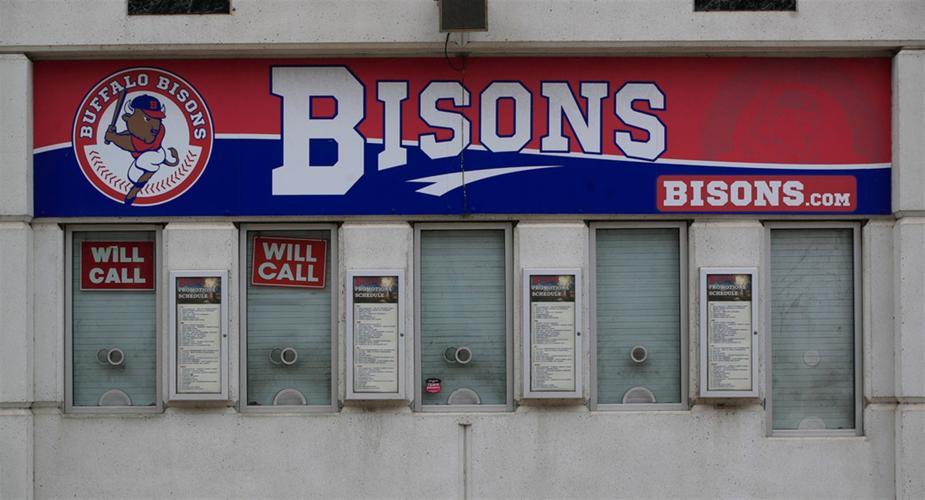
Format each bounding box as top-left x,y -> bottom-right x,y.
72,67 -> 214,206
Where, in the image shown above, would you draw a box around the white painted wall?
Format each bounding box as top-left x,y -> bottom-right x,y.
1,0 -> 924,55
515,222 -> 588,401
689,220 -> 763,402
30,405 -> 897,499
862,221 -> 896,404
893,49 -> 925,500
893,51 -> 925,215
32,223 -> 64,407
0,53 -> 33,500
0,54 -> 31,217
164,223 -> 239,404
0,0 -> 922,497
23,220 -> 899,498
340,222 -> 414,404
0,409 -> 33,500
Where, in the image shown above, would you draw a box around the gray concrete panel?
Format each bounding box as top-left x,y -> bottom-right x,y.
0,54 -> 31,218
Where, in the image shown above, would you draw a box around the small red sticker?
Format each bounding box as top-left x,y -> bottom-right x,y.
425,378 -> 442,394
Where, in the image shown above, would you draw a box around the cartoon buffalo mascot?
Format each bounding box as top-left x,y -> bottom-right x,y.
104,94 -> 179,205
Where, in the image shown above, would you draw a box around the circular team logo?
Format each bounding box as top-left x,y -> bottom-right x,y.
72,67 -> 214,206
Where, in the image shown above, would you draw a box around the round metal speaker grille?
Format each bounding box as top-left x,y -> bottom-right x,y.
622,386 -> 656,404
272,388 -> 307,406
98,389 -> 132,406
447,387 -> 481,405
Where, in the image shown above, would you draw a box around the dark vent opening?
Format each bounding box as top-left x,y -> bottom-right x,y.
440,0 -> 488,32
128,0 -> 231,15
695,0 -> 795,11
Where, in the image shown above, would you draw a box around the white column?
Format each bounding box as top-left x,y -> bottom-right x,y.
892,49 -> 925,499
164,223 -> 239,404
340,222 -> 413,406
0,53 -> 34,499
688,220 -> 762,402
515,222 -> 588,401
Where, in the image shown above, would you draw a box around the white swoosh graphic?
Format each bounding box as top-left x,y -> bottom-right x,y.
34,138 -> 890,171
408,165 -> 561,196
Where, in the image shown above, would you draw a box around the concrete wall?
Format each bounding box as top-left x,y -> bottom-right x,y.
1,0 -> 924,55
1,1 -> 923,498
24,219 -> 898,499
0,54 -> 33,500
892,49 -> 925,500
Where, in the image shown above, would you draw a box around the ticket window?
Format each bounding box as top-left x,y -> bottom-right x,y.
592,224 -> 686,408
67,229 -> 160,411
415,226 -> 512,410
241,227 -> 336,409
769,226 -> 860,434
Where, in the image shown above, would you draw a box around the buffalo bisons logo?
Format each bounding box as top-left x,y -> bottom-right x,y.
73,67 -> 213,206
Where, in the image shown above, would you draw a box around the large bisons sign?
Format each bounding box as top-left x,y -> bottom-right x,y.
32,58 -> 891,216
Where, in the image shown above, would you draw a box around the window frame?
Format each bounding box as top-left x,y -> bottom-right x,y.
589,221 -> 689,411
413,222 -> 514,412
763,221 -> 863,437
64,224 -> 163,415
238,223 -> 339,414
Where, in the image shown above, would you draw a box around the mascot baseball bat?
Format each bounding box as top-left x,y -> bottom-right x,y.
104,89 -> 127,145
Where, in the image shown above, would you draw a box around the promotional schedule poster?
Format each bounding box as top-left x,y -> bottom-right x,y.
529,274 -> 577,392
705,273 -> 753,392
351,276 -> 400,394
175,276 -> 223,394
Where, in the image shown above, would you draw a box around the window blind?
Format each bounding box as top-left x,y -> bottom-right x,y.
771,228 -> 855,430
595,228 -> 682,405
71,231 -> 157,407
245,230 -> 332,406
420,230 -> 507,405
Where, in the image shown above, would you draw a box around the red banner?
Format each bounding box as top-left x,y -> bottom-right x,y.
80,241 -> 155,290
251,236 -> 327,288
31,58 -> 890,216
657,175 -> 857,212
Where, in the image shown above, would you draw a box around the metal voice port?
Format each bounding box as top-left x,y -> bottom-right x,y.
443,346 -> 473,365
269,347 -> 299,366
630,345 -> 648,364
97,347 -> 125,367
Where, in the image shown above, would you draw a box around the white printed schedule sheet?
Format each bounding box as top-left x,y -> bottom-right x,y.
351,275 -> 400,394
704,272 -> 755,394
175,276 -> 223,394
529,274 -> 578,393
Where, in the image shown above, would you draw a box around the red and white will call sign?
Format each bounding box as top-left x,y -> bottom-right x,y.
81,241 -> 155,290
251,236 -> 327,288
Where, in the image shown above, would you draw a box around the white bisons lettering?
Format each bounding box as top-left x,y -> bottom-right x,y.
270,66 -> 667,195
257,240 -> 320,284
